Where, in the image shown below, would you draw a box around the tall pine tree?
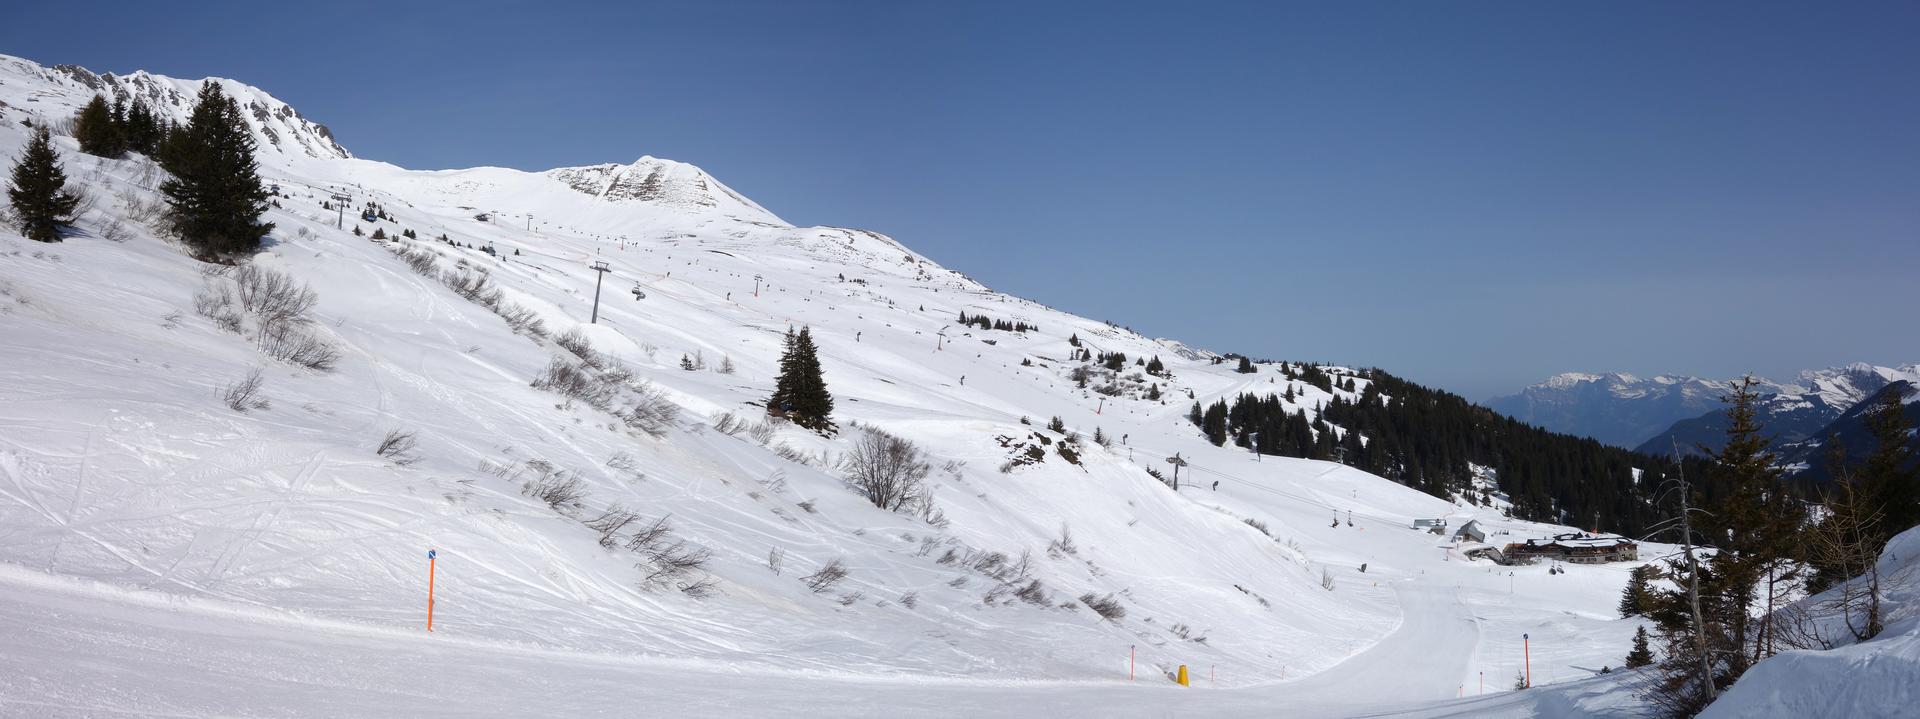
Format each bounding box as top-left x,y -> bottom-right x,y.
161,82 -> 274,259
6,127 -> 81,242
769,327 -> 834,431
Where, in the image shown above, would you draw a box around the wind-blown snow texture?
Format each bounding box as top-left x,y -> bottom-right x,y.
1,54 -> 1908,717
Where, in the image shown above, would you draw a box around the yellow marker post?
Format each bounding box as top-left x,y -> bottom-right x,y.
1177,664 -> 1190,687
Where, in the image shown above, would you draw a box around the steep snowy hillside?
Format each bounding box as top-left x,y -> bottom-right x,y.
3,54 -> 1686,717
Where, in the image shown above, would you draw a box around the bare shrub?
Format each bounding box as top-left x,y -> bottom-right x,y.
618,379 -> 679,438
259,322 -> 340,371
679,576 -> 719,599
1080,592 -> 1126,622
1014,579 -> 1050,605
375,429 -> 420,465
1243,517 -> 1271,537
746,420 -> 776,445
218,368 -> 269,412
837,591 -> 863,606
625,515 -> 674,554
899,591 -> 918,609
1321,568 -> 1336,591
803,557 -> 850,593
442,267 -> 502,306
712,411 -> 745,436
717,355 -> 736,374
767,546 -> 785,575
1048,524 -> 1079,558
583,505 -> 641,548
394,245 -> 439,276
523,473 -> 587,511
554,328 -> 601,367
641,540 -> 712,589
495,302 -> 547,338
842,425 -> 931,513
234,265 -> 318,328
531,357 -> 615,410
192,282 -> 243,333
605,452 -> 638,472
99,219 -> 133,243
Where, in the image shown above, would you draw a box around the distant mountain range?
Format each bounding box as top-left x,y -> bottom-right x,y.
1488,364 -> 1920,457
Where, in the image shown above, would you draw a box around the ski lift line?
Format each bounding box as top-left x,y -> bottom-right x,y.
1133,447 -> 1403,524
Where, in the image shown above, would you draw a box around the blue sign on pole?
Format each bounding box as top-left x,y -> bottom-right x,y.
428,549 -> 437,559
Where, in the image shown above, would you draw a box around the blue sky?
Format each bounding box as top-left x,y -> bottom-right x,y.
5,1 -> 1916,399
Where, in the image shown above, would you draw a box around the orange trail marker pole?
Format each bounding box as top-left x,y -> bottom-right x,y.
426,549 -> 438,632
1523,633 -> 1531,688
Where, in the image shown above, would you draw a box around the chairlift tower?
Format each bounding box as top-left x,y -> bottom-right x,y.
589,260 -> 611,324
330,192 -> 351,229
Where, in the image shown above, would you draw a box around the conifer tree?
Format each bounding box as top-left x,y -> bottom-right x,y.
73,95 -> 122,157
7,127 -> 82,242
769,327 -> 833,430
1237,356 -> 1255,374
161,82 -> 274,259
1619,565 -> 1656,618
1625,626 -> 1654,669
1854,389 -> 1920,542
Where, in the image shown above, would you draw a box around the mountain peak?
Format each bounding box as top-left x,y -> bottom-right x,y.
0,54 -> 350,162
545,155 -> 784,225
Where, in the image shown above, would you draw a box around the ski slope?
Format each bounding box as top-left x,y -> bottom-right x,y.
0,53 -> 1712,716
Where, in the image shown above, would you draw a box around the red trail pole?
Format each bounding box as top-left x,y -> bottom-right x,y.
426,549 -> 438,632
1129,645 -> 1135,680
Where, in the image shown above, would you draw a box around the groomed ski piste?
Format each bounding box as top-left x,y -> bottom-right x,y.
1,55 -> 1913,717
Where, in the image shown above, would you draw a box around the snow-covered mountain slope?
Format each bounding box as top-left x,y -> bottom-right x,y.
1636,363 -> 1920,458
3,54 -> 1682,716
0,55 -> 349,161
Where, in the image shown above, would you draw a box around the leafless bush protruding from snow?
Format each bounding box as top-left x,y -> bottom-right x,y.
1080,592 -> 1126,622
899,591 -> 918,609
523,473 -> 587,511
1014,579 -> 1050,605
375,429 -> 420,465
394,244 -> 440,276
712,411 -> 745,436
1321,568 -> 1336,592
803,558 -> 850,593
218,368 -> 269,412
641,540 -> 712,589
584,505 -> 641,548
441,267 -> 502,306
841,425 -> 931,514
618,379 -> 679,438
746,419 -> 776,445
624,515 -> 675,555
259,321 -> 340,371
1047,524 -> 1078,558
605,452 -> 638,472
192,282 -> 243,333
495,302 -> 547,338
531,357 -> 615,410
234,265 -> 318,328
99,219 -> 133,243
554,328 -> 601,368
767,546 -> 785,575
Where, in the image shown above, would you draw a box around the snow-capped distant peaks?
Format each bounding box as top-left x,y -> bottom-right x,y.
546,156 -> 785,225
0,55 -> 349,162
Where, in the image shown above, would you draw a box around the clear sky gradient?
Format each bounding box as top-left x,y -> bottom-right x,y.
6,1 -> 1915,399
